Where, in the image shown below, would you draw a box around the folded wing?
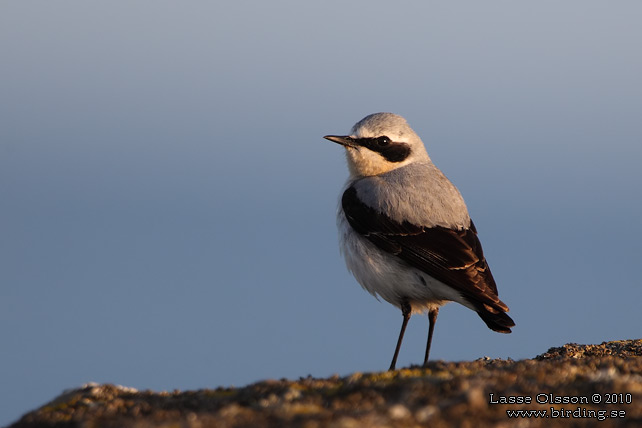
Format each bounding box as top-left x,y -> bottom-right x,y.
342,185 -> 514,333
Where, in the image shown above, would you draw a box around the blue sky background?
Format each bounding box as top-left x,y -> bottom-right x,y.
2,1 -> 641,425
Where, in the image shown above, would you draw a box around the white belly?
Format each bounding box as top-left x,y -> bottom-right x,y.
337,209 -> 471,314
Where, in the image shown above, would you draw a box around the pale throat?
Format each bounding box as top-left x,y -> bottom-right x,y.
345,148 -> 409,177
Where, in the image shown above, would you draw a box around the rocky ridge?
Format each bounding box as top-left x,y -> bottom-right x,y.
9,340 -> 642,427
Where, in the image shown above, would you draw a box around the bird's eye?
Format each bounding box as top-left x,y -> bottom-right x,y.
376,136 -> 390,147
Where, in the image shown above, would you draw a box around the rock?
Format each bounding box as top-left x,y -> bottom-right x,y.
9,340 -> 642,427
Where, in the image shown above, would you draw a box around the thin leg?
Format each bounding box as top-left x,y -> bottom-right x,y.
389,300 -> 411,371
423,307 -> 439,366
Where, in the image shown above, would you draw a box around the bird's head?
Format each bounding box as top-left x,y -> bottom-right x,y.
324,113 -> 430,177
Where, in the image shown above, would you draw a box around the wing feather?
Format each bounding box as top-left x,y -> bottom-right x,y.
342,185 -> 514,331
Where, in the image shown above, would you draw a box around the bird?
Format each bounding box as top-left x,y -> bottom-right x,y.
324,112 -> 514,371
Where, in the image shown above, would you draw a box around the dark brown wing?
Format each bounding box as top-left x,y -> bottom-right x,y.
342,186 -> 514,332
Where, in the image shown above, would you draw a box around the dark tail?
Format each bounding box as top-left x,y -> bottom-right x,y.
475,302 -> 515,334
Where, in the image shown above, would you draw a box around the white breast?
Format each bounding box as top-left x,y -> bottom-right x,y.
337,207 -> 471,314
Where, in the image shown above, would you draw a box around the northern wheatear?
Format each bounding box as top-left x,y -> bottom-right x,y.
325,112 -> 514,370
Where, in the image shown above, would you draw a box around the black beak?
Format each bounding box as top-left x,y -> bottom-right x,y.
323,135 -> 358,148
